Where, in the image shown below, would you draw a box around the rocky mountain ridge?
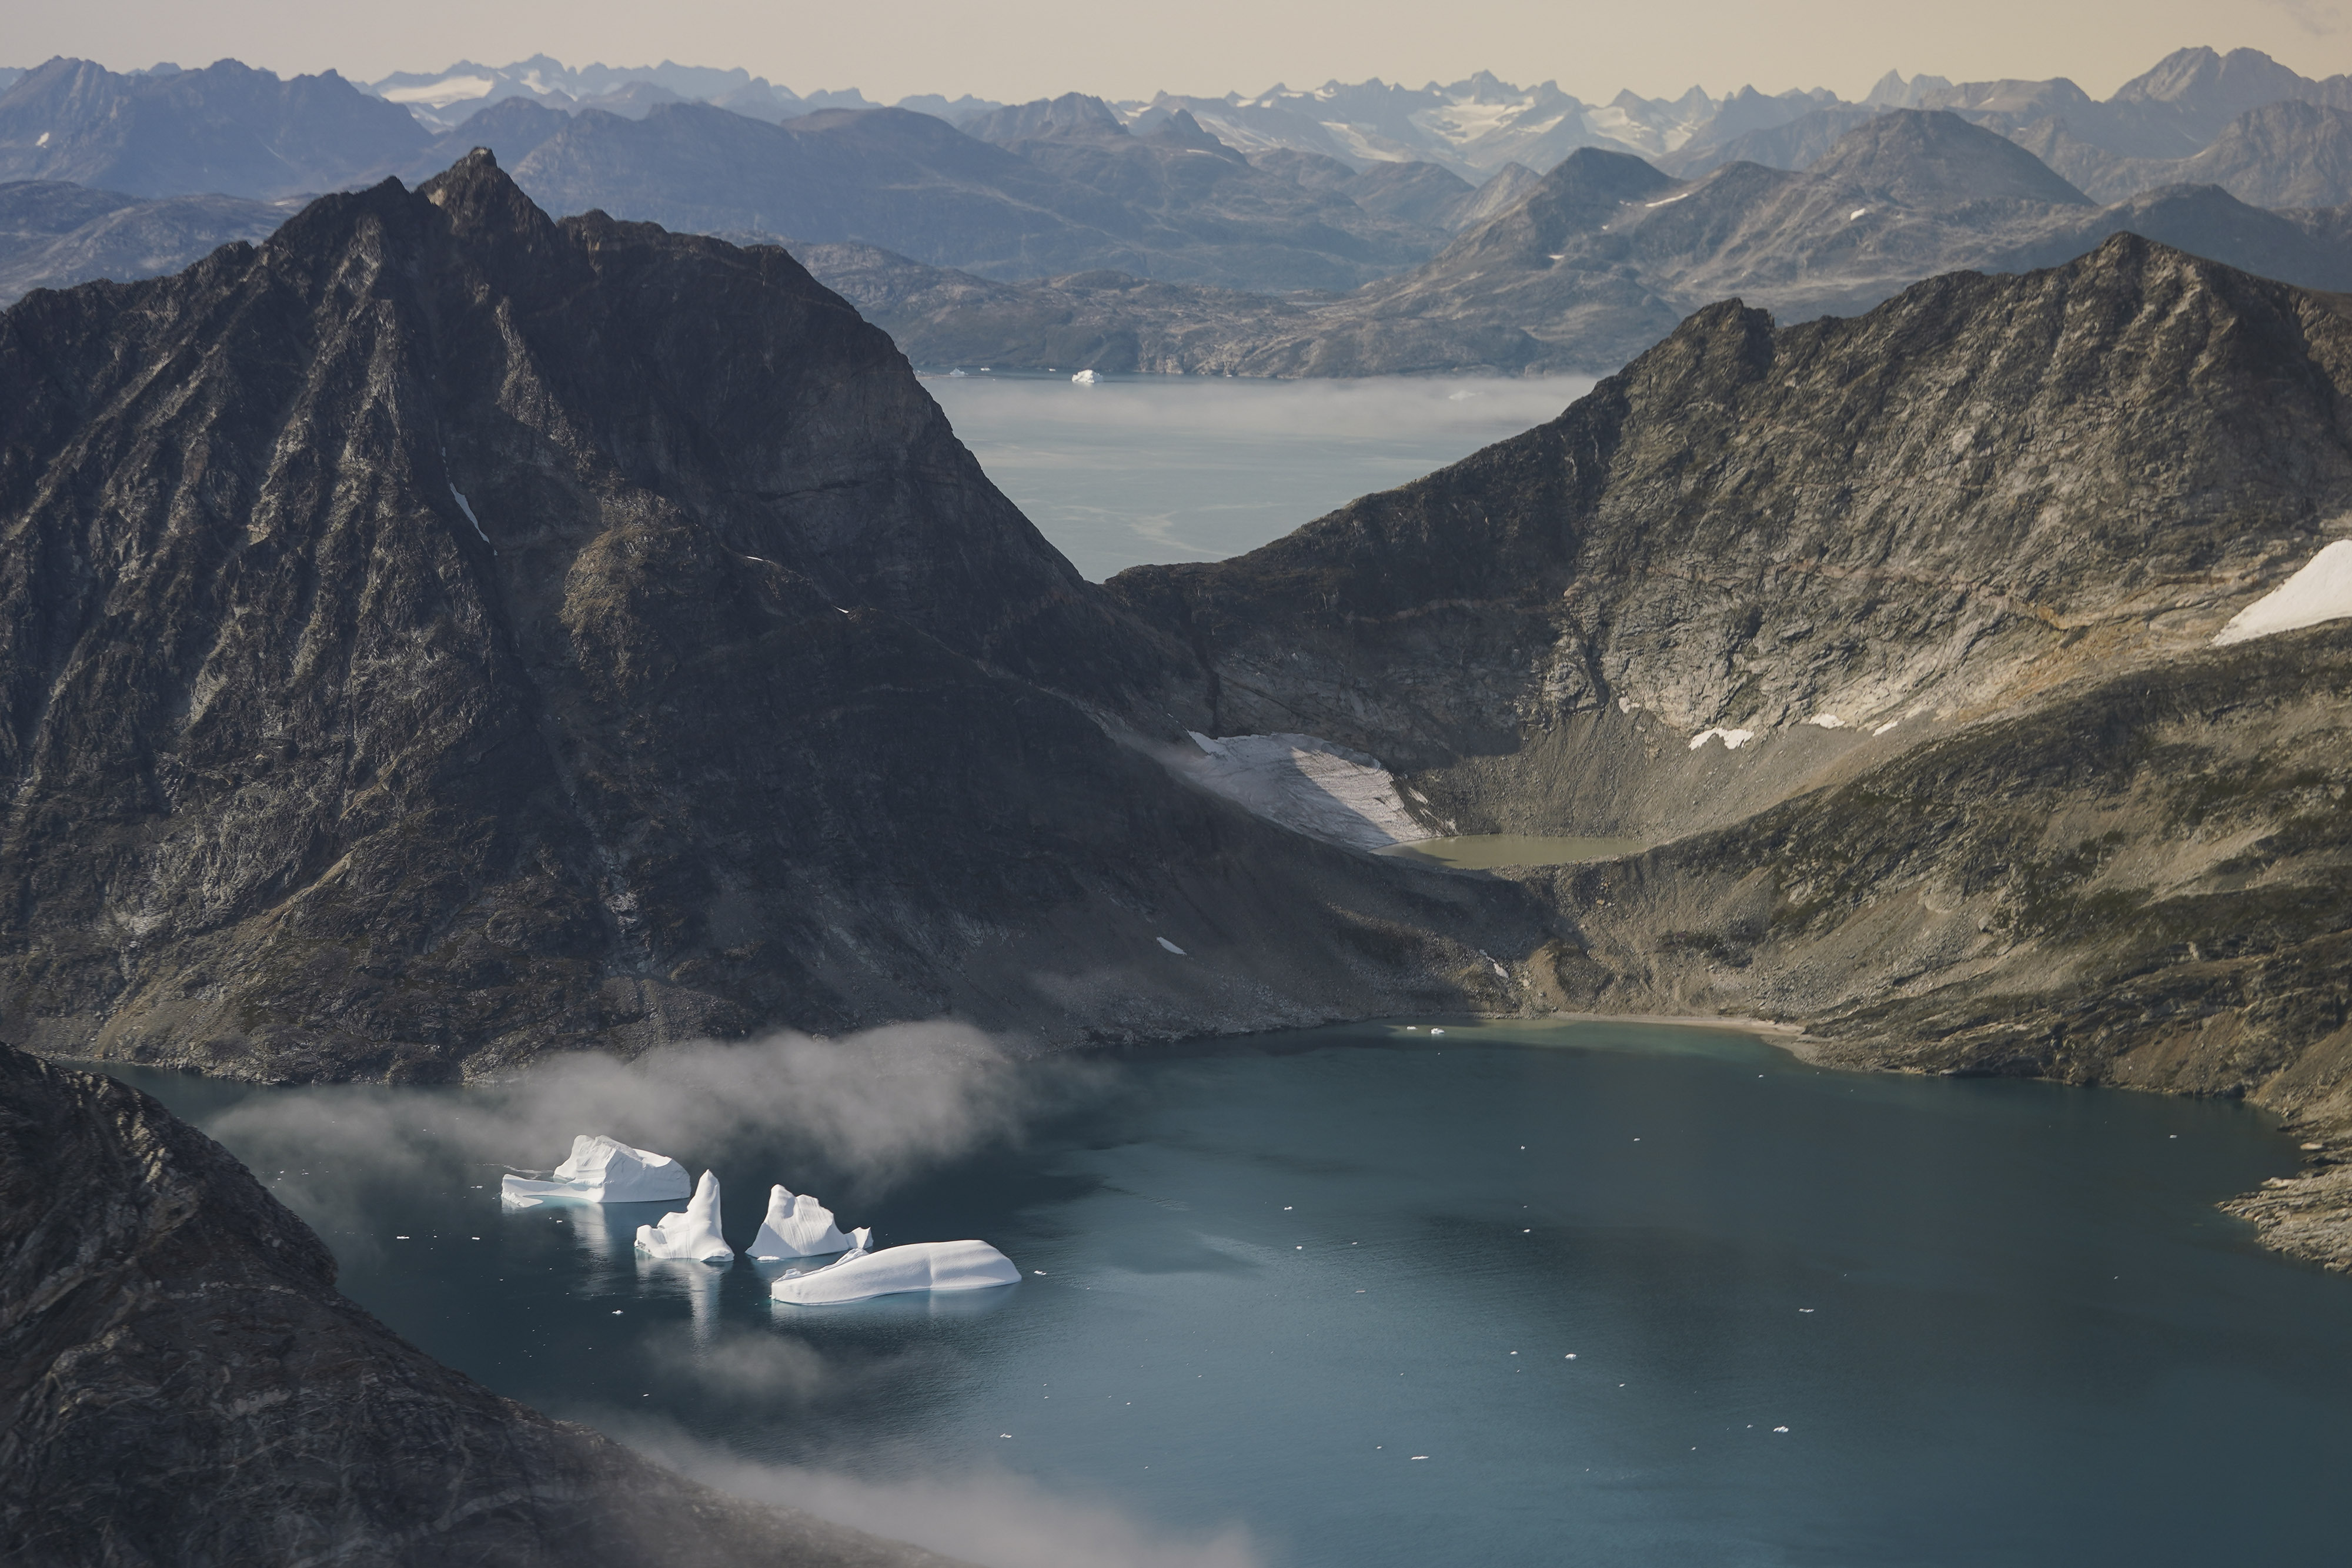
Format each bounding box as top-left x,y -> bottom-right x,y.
1106,232 -> 2352,1268
797,112 -> 2352,376
0,151 -> 1550,1084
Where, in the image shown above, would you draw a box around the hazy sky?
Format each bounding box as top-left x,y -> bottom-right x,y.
14,0 -> 2350,105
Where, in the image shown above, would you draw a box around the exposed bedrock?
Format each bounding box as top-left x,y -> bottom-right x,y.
0,1045 -> 965,1567
0,151 -> 1546,1082
1112,235 -> 2352,1269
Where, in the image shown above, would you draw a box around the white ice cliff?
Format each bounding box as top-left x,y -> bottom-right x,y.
634,1170 -> 735,1262
500,1133 -> 692,1206
750,1185 -> 870,1258
768,1239 -> 1021,1305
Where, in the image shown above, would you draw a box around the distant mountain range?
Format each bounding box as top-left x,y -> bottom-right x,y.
16,48 -> 2352,374
796,111 -> 2352,375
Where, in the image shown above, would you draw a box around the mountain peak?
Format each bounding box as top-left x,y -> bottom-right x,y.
961,92 -> 1127,146
1809,108 -> 2092,206
417,143 -> 564,273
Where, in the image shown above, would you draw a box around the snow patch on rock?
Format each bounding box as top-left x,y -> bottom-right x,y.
769,1239 -> 1021,1305
2214,540 -> 2352,646
1688,727 -> 1757,751
1172,731 -> 1429,850
1805,714 -> 1846,729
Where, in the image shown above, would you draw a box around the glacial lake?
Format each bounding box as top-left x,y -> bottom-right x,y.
101,1019 -> 2352,1568
926,372 -> 1596,581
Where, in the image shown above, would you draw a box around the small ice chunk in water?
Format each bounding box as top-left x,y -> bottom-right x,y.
500,1134 -> 691,1206
751,1185 -> 866,1258
770,1239 -> 1020,1304
1157,937 -> 1187,955
634,1171 -> 734,1262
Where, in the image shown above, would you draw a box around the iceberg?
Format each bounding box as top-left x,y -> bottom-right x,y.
1070,368 -> 1100,385
499,1133 -> 691,1207
634,1171 -> 735,1262
750,1184 -> 871,1259
769,1239 -> 1021,1305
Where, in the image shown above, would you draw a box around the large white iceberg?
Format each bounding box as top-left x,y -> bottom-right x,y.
2213,539 -> 2352,646
750,1184 -> 870,1258
769,1239 -> 1021,1305
499,1134 -> 691,1207
633,1171 -> 735,1262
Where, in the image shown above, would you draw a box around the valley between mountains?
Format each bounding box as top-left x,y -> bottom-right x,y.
1,150 -> 2348,1278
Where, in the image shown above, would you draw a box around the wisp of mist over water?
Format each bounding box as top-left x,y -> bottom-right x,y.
927,373 -> 1596,581
202,1022 -> 1106,1251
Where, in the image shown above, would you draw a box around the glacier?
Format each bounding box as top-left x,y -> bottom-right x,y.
769,1239 -> 1021,1305
499,1133 -> 691,1207
634,1171 -> 735,1262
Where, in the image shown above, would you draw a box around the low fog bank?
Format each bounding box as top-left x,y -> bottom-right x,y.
617,1422 -> 1263,1568
201,1022 -> 1110,1243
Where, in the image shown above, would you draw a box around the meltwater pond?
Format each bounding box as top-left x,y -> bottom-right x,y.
109,1021 -> 2351,1567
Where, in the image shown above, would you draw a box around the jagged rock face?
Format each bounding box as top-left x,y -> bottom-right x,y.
0,1045 -> 963,1566
0,151 -> 1544,1081
1113,234 -> 2352,785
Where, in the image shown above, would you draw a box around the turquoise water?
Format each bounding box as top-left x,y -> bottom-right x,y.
926,373 -> 1595,581
105,1020 -> 2350,1567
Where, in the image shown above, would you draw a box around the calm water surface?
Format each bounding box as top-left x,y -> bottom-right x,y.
109,1021 -> 2348,1567
926,373 -> 1595,581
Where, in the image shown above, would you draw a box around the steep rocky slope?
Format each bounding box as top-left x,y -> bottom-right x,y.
1110,235 -> 2352,1268
0,151 -> 1544,1083
0,1045 -> 962,1566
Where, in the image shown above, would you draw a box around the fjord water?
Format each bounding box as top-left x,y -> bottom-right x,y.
109,1022 -> 2347,1567
926,373 -> 1596,581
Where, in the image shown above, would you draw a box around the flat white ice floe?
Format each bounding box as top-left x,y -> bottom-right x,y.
769,1239 -> 1021,1305
634,1171 -> 734,1262
2213,540 -> 2352,646
1175,731 -> 1429,850
500,1134 -> 691,1207
1688,727 -> 1757,751
751,1185 -> 870,1259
